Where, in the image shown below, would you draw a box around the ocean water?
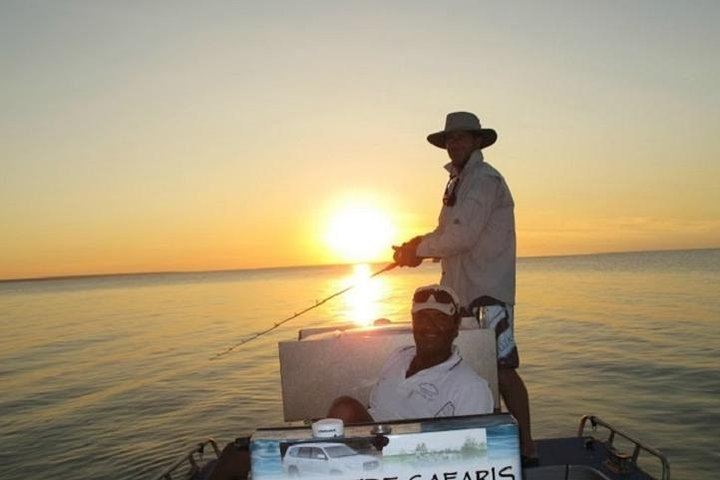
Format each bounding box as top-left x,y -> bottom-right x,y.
1,249 -> 718,479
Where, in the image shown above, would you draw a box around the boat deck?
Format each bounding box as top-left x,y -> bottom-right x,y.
163,429 -> 668,480
529,436 -> 661,480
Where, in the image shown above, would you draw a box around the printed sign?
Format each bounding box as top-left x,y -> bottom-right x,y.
250,414 -> 521,480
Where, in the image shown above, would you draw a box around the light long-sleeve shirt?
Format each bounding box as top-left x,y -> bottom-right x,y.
416,150 -> 516,307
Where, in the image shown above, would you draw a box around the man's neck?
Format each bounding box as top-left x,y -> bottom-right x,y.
451,155 -> 469,172
406,349 -> 452,378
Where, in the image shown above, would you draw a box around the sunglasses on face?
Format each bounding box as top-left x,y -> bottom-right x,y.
412,310 -> 457,329
443,176 -> 461,207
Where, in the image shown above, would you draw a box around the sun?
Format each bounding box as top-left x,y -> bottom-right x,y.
325,202 -> 395,263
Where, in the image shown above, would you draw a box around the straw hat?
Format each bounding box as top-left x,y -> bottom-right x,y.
427,111 -> 497,149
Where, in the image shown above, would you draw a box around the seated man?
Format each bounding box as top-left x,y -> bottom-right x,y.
208,284 -> 493,480
329,284 -> 494,423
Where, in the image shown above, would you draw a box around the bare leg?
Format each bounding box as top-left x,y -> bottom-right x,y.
498,368 -> 537,458
327,396 -> 374,424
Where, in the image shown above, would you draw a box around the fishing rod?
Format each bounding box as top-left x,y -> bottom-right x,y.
210,262 -> 397,360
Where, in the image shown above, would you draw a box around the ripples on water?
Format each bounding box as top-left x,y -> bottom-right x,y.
0,250 -> 718,479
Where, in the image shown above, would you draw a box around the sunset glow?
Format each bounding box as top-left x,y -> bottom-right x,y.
324,202 -> 396,264
343,263 -> 385,326
0,2 -> 718,280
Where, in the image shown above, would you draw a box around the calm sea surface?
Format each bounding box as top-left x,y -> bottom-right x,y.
1,249 -> 718,479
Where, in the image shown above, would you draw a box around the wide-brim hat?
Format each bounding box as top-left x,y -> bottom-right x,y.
427,111 -> 497,149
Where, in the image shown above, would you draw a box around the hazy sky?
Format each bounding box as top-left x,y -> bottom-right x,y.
2,1 -> 718,279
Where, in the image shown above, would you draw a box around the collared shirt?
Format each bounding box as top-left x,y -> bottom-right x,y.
416,150 -> 516,306
368,345 -> 493,421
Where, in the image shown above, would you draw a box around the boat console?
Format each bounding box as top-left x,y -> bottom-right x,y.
250,413 -> 522,480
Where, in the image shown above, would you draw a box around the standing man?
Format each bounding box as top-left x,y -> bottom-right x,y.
392,111 -> 537,463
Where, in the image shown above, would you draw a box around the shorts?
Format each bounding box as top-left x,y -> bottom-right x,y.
479,304 -> 519,369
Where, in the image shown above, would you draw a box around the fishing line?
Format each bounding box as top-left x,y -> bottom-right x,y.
210,262 -> 397,359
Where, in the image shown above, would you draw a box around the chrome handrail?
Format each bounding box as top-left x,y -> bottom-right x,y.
157,438 -> 221,480
578,415 -> 670,480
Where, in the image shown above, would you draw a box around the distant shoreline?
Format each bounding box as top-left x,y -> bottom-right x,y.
1,247 -> 718,284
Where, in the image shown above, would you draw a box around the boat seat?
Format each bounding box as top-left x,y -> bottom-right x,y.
278,322 -> 498,422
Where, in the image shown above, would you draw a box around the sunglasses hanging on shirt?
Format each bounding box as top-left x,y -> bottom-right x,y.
443,175 -> 461,207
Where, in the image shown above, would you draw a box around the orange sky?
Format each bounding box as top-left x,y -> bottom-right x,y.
1,2 -> 719,280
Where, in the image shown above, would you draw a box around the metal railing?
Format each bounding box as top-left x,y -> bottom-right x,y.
157,438 -> 221,480
578,415 -> 670,480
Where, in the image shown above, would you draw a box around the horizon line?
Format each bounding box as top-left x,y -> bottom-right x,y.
1,246 -> 717,284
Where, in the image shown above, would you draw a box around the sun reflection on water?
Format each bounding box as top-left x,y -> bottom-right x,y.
342,263 -> 387,326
